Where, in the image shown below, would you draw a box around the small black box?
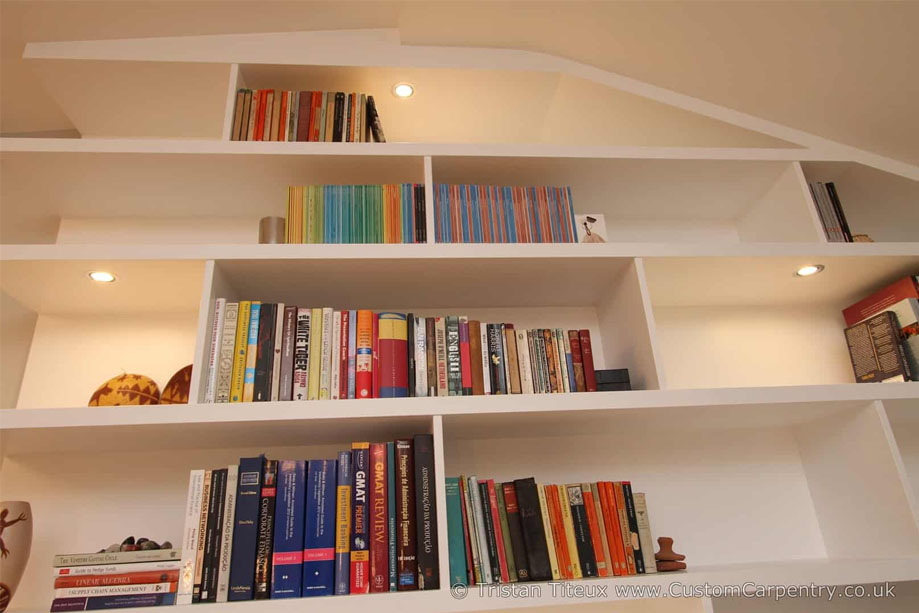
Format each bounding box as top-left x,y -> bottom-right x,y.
597,382 -> 631,392
594,368 -> 630,385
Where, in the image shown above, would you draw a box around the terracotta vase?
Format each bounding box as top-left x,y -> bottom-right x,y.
0,502 -> 32,613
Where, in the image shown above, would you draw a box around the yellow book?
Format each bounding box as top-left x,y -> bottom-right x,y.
242,301 -> 261,403
229,301 -> 251,402
558,484 -> 582,579
307,307 -> 323,400
537,483 -> 561,580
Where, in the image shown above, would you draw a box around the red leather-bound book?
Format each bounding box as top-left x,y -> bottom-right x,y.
369,443 -> 389,592
578,330 -> 597,392
296,91 -> 312,142
309,91 -> 323,142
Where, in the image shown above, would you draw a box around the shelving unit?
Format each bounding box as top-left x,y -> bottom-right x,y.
2,27 -> 918,613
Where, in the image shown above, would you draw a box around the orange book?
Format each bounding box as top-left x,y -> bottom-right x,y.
546,485 -> 572,579
613,482 -> 637,575
581,484 -> 609,577
599,482 -> 626,576
309,91 -> 323,142
253,89 -> 267,142
355,310 -> 374,399
54,570 -> 179,589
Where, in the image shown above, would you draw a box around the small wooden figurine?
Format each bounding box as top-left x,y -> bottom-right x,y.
655,536 -> 686,572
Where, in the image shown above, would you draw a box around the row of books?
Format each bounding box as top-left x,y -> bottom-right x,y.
50,549 -> 181,611
175,436 -> 438,606
446,477 -> 656,587
843,274 -> 919,383
230,89 -> 385,143
433,184 -> 578,244
203,300 -> 601,403
284,184 -> 426,244
807,181 -> 853,242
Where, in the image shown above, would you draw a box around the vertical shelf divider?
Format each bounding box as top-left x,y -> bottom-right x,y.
877,400 -> 919,532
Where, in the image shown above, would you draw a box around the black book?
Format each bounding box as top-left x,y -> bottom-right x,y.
407,313 -> 416,398
414,184 -> 426,243
413,434 -> 440,590
367,95 -> 386,143
332,92 -> 345,142
253,460 -> 278,599
845,311 -> 913,383
486,324 -> 507,394
565,484 -> 598,577
228,455 -> 265,601
478,482 -> 500,582
511,478 -> 551,581
501,482 -> 530,581
253,303 -> 277,402
346,93 -> 353,142
205,469 -> 228,600
199,469 -> 223,601
622,482 -> 645,574
446,316 -> 462,396
825,182 -> 853,242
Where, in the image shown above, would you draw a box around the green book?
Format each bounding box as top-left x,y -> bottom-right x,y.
495,483 -> 518,582
445,316 -> 461,395
445,477 -> 468,586
314,185 -> 324,244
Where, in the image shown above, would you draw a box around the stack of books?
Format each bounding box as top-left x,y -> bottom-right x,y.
434,184 -> 578,244
178,435 -> 438,604
204,303 -> 601,403
446,477 -> 657,587
807,181 -> 853,242
284,184 -> 425,244
230,90 -> 385,142
50,549 -> 181,611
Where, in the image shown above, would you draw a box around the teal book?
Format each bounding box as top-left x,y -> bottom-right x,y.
386,441 -> 397,591
445,477 -> 468,586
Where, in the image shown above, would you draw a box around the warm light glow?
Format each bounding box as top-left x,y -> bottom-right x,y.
88,271 -> 116,283
795,264 -> 825,277
393,83 -> 414,98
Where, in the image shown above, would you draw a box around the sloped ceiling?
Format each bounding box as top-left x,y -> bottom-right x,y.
2,1 -> 917,164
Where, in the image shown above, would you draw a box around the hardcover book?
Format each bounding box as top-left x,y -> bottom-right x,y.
253,303 -> 276,402
387,441 -> 397,591
425,317 -> 438,395
307,307 -> 323,400
230,301 -> 250,402
468,321 -> 485,395
192,470 -> 211,602
504,324 -> 522,394
178,470 -> 204,604
271,460 -> 306,598
501,482 -> 530,581
216,466 -> 239,602
512,478 -> 552,581
445,478 -> 468,586
253,460 -> 278,598
579,330 -> 597,392
487,324 -> 507,394
228,455 -> 265,600
355,311 -> 374,399
319,307 -> 334,399
445,316 -> 462,395
303,459 -> 337,596
243,302 -> 262,403
202,468 -> 228,601
369,443 -> 389,592
292,308 -> 311,401
205,298 -> 225,403
215,302 -> 238,403
350,442 -> 370,593
378,313 -> 409,398
396,439 -> 418,590
565,484 -> 597,578
414,316 -> 428,397
278,306 -> 297,401
414,434 -> 440,589
334,450 -> 352,595
435,317 -> 448,396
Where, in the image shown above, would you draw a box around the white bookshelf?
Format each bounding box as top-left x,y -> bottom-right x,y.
1,28 -> 918,613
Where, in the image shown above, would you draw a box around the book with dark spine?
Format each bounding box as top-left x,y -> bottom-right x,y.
271,460 -> 305,598
253,303 -> 276,402
478,482 -> 500,581
386,441 -> 397,591
458,477 -> 478,584
487,324 -> 507,394
350,442 -> 370,593
468,477 -> 490,584
191,470 -> 211,602
395,439 -> 417,590
845,311 -> 913,382
501,482 -> 530,581
613,482 -> 636,575
303,459 -> 336,596
228,456 -> 265,600
334,451 -> 352,595
565,484 -> 597,578
204,468 -> 228,601
446,316 -> 462,395
579,330 -> 597,392
231,90 -> 245,140
459,317 -> 473,395
296,91 -> 311,141
414,184 -> 426,242
468,321 -> 485,395
406,313 -> 416,397
367,95 -> 386,143
622,482 -> 645,574
216,466 -> 238,601
568,330 -> 586,392
512,478 -> 552,581
369,443 -> 389,592
425,317 -> 437,395
278,306 -> 297,401
345,93 -> 354,142
413,434 -> 440,589
492,481 -> 515,582
333,92 -> 345,142
253,460 -> 278,599
50,593 -> 176,611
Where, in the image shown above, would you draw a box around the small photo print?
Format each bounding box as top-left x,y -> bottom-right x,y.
576,214 -> 607,243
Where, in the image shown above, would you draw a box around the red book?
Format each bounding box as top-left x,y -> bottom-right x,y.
486,480 -> 510,583
598,482 -> 625,576
377,312 -> 408,398
372,313 -> 380,399
277,91 -> 288,141
458,478 -> 475,585
310,92 -> 323,141
459,319 -> 473,395
254,90 -> 267,141
547,485 -> 572,579
339,310 -> 350,399
369,443 -> 389,592
355,310 -> 374,399
54,570 -> 179,589
568,330 -> 586,392
843,276 -> 919,326
578,329 -> 597,391
581,486 -> 608,577
296,91 -> 312,142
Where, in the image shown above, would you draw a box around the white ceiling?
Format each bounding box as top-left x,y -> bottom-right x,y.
1,1 -> 917,164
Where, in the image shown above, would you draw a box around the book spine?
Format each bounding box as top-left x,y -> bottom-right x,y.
230,301 -> 251,402
599,482 -> 625,576
558,485 -> 581,578
54,582 -> 176,599
566,485 -> 597,577
504,324 -> 521,394
478,482 -> 500,582
489,480 -> 512,583
468,321 -> 485,395
583,483 -> 609,577
590,483 -> 613,576
514,329 -> 532,394
270,460 -> 305,598
192,470 -> 211,602
547,485 -> 571,579
227,456 -> 264,600
215,466 -> 238,601
347,309 -> 357,398
378,312 -> 409,397
446,316 -> 462,395
461,477 -> 482,584
501,483 -> 529,581
205,298 -> 225,402
50,593 -> 176,612
306,307 -> 322,400
55,571 -> 179,589
331,311 -> 342,400
387,442 -> 398,591
278,306 -> 297,401
231,90 -> 244,141
54,562 -> 180,578
319,307 -> 334,399
369,443 -> 389,592
350,443 -> 370,593
512,478 -> 551,581
292,308 -> 311,400
338,310 -> 349,399
559,329 -> 574,393
253,460 -> 278,599
435,317 -> 448,396
459,317 -> 473,395
333,92 -> 345,142
622,482 -> 645,574
500,324 -> 511,392
334,450 -> 352,594
177,470 -> 204,604
579,330 -> 597,392
425,317 -> 437,395
487,324 -> 507,394
203,468 -> 228,601
245,90 -> 258,141
243,302 -> 262,402
372,312 -> 380,397
406,313 -> 415,397
355,310 -> 373,398
480,323 -> 492,395
396,439 -> 418,590
270,303 -> 285,401
216,302 -> 238,403
536,484 -> 560,580
303,459 -> 337,596
413,434 -> 440,589
568,330 -> 586,392
613,482 -> 636,575
445,478 -> 468,586
632,492 -> 658,574
414,316 -> 428,397
253,303 -> 276,402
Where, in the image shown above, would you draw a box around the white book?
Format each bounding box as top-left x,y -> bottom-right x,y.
52,560 -> 181,577
178,469 -> 205,605
319,307 -> 334,399
516,329 -> 533,394
204,298 -> 225,403
500,324 -> 511,393
331,311 -> 342,400
270,303 -> 284,401
480,324 -> 491,395
55,583 -> 175,598
293,308 -> 311,401
468,476 -> 493,584
633,493 -> 658,574
215,465 -> 238,601
215,302 -> 238,403
414,317 -> 427,397
556,329 -> 570,393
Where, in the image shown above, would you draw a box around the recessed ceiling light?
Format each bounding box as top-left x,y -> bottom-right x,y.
88,271 -> 116,283
393,83 -> 414,98
795,264 -> 825,277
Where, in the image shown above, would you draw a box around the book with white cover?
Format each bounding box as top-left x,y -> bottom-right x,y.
205,299 -> 225,403
516,329 -> 534,394
480,324 -> 491,395
178,470 -> 205,604
414,316 -> 428,397
632,493 -> 658,574
270,303 -> 284,401
468,477 -> 493,585
215,302 -> 238,403
319,307 -> 334,399
215,465 -> 238,601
